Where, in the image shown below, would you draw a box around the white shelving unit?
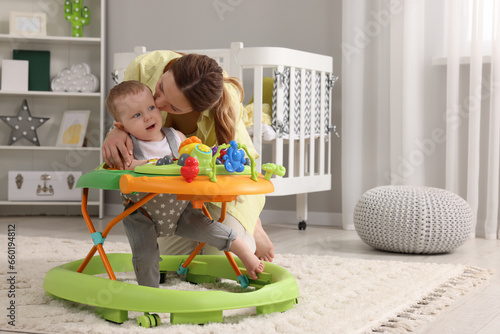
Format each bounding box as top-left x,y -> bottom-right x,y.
0,0 -> 105,217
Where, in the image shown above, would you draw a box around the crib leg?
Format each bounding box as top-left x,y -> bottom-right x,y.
297,193 -> 307,230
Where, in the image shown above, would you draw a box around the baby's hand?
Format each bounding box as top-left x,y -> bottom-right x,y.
126,158 -> 147,170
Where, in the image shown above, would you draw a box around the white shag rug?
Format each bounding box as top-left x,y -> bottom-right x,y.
0,236 -> 492,334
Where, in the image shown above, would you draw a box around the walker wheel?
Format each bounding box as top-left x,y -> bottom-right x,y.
159,272 -> 166,284
138,313 -> 160,328
137,315 -> 151,328
152,313 -> 161,326
298,221 -> 307,230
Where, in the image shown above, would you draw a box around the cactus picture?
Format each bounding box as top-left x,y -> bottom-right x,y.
64,0 -> 91,37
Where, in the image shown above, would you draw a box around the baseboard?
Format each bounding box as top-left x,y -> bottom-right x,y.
105,204 -> 126,217
105,204 -> 342,227
260,209 -> 343,227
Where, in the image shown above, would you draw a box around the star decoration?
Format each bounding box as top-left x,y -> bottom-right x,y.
0,99 -> 50,146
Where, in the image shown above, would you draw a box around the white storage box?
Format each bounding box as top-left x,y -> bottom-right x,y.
8,171 -> 82,201
1,59 -> 29,91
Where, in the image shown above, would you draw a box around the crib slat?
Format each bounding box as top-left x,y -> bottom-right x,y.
274,65 -> 285,168
309,70 -> 317,177
299,68 -> 306,178
319,71 -> 326,176
252,65 -> 264,172
288,67 -> 296,179
326,74 -> 333,177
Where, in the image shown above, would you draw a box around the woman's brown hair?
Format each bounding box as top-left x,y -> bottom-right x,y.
165,53 -> 244,145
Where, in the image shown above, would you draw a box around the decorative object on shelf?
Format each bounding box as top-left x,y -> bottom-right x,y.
64,0 -> 91,37
9,11 -> 47,37
1,59 -> 29,92
8,171 -> 82,201
0,99 -> 50,146
51,63 -> 99,93
13,50 -> 51,91
56,110 -> 90,147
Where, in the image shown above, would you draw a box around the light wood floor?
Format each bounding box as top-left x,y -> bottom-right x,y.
0,215 -> 498,334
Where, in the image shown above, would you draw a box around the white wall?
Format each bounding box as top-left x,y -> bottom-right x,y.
105,0 -> 343,224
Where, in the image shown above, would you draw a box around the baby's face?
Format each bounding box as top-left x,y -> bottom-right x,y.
114,88 -> 164,141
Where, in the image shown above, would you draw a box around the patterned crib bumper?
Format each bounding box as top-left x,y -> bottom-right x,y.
272,67 -> 337,139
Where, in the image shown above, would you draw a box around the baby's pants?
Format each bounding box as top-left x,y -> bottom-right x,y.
159,203 -> 256,256
123,202 -> 237,288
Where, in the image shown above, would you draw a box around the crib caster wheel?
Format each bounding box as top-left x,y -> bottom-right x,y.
298,221 -> 307,230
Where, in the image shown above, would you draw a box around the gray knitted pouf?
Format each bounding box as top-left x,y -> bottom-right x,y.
353,185 -> 473,254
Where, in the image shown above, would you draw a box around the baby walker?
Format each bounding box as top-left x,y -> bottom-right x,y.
43,138 -> 298,328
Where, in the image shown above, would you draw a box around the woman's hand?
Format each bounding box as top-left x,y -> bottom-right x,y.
102,127 -> 134,170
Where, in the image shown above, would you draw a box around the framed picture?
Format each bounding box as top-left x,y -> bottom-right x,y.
56,110 -> 90,147
9,11 -> 47,37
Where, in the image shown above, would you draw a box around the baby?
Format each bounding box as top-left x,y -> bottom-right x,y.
105,80 -> 264,287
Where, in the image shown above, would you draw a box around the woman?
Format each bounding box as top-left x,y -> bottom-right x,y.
103,51 -> 274,262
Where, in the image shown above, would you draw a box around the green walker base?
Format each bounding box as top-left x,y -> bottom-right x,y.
43,253 -> 299,327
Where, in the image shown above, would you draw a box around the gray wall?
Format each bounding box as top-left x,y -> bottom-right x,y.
105,0 -> 343,218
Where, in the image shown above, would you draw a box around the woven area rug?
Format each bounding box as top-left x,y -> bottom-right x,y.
0,236 -> 492,334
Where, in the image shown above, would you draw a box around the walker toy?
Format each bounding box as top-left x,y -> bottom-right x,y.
43,138 -> 299,328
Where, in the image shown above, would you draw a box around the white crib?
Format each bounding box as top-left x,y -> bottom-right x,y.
113,42 -> 337,229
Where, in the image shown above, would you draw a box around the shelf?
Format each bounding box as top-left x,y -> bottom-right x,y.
0,146 -> 101,151
0,90 -> 100,97
0,200 -> 99,206
0,0 -> 105,218
0,34 -> 101,46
